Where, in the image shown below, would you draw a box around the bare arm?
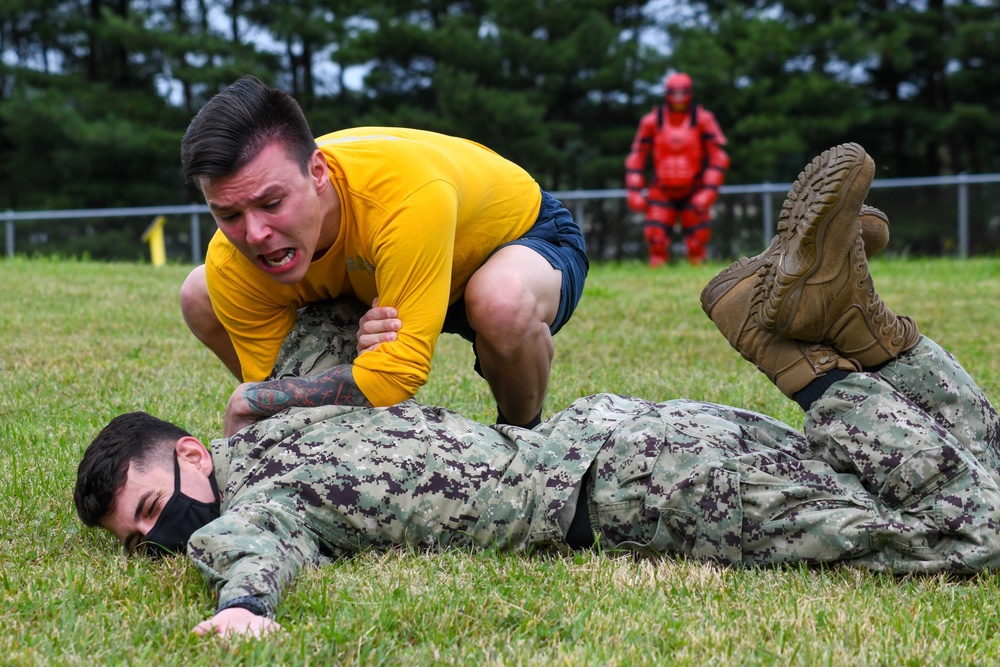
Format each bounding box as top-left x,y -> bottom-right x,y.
224,364 -> 373,437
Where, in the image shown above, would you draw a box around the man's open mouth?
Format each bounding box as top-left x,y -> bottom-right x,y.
262,248 -> 295,268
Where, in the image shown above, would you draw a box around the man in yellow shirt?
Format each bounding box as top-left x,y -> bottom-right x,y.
178,76 -> 589,434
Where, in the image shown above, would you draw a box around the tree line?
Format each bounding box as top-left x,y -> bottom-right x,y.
2,0 -> 998,259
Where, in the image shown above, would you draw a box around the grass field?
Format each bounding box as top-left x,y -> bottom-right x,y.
3,255 -> 1000,665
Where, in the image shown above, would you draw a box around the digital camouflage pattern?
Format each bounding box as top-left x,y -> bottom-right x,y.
188,301 -> 1000,618
267,298 -> 364,380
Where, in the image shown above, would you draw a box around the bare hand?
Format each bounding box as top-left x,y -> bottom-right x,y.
357,297 -> 401,354
224,382 -> 262,438
192,607 -> 281,638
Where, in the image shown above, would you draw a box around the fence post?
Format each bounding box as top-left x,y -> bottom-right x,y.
957,172 -> 969,259
190,210 -> 201,264
4,210 -> 12,257
761,186 -> 773,248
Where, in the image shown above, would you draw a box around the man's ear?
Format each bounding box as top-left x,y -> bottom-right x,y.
174,436 -> 214,477
310,149 -> 329,192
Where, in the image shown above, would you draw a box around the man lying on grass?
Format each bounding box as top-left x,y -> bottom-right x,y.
74,142 -> 1000,638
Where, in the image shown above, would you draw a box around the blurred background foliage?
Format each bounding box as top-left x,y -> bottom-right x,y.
2,0 -> 999,259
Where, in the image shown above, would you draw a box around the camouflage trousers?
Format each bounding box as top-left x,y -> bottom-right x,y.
588,336 -> 1000,573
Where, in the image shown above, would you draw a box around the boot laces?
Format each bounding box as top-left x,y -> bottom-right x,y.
743,263 -> 772,332
866,288 -> 906,343
852,235 -> 906,345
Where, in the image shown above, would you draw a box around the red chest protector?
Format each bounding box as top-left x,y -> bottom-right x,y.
652,106 -> 704,198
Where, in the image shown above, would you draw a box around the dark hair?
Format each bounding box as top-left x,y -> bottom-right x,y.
180,75 -> 318,186
74,411 -> 192,527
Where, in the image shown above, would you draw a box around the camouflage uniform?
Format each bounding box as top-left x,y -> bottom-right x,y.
189,301 -> 1000,619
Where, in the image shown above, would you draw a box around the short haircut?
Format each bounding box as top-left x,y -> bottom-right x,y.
74,411 -> 192,527
180,75 -> 318,187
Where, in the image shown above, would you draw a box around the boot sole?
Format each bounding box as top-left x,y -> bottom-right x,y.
759,143 -> 871,334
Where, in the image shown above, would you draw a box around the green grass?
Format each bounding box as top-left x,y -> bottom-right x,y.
3,255 -> 1000,665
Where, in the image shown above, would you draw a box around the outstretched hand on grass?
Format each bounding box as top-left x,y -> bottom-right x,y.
192,607 -> 281,638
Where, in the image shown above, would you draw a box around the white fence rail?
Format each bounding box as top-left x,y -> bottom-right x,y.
5,173 -> 1000,262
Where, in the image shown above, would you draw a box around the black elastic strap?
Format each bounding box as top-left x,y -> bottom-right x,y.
793,369 -> 853,411
865,360 -> 890,373
496,408 -> 542,431
564,477 -> 594,550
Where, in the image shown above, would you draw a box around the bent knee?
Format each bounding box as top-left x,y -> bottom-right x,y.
466,277 -> 539,341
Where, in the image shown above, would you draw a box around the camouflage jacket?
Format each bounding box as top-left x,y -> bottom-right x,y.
188,392 -> 640,618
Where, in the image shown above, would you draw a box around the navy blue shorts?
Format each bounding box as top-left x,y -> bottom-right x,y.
442,189 -> 590,347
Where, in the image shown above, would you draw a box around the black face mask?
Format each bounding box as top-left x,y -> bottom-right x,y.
140,453 -> 221,557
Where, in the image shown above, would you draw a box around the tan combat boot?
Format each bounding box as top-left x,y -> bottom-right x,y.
701,255 -> 860,399
859,204 -> 889,256
700,202 -> 890,316
758,143 -> 919,367
700,196 -> 891,398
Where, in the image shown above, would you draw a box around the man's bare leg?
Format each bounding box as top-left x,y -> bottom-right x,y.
465,245 -> 562,428
179,265 -> 243,380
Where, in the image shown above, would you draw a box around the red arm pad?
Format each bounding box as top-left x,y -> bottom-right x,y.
701,159 -> 727,188
625,111 -> 657,173
698,107 -> 730,184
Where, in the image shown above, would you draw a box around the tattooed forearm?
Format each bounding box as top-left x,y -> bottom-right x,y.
243,387 -> 294,415
243,364 -> 373,416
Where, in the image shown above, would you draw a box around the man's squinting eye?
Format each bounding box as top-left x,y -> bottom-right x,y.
122,493 -> 162,553
125,532 -> 141,552
262,199 -> 282,210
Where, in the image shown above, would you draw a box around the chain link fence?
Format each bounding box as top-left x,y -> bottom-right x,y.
5,175 -> 1000,264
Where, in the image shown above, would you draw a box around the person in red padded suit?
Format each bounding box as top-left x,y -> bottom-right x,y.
625,72 -> 730,266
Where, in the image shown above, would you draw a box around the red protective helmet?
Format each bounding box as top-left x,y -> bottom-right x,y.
664,72 -> 693,112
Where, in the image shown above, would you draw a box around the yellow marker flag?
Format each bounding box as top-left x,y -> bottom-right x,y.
141,215 -> 167,267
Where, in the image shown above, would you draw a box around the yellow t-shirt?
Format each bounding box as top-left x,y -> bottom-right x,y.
205,127 -> 542,405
